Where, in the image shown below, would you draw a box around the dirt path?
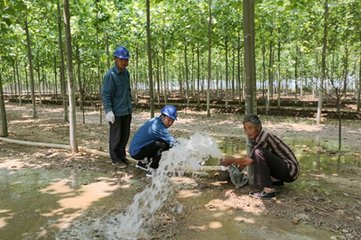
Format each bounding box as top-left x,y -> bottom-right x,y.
1,103 -> 361,239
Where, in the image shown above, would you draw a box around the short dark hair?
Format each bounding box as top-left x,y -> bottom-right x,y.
243,114 -> 262,125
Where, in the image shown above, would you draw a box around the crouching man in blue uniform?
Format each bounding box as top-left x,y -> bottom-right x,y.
129,105 -> 177,177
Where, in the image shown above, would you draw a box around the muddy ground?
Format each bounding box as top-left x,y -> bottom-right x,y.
1,103 -> 361,239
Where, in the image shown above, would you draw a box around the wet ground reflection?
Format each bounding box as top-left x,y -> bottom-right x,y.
0,167 -> 120,239
0,135 -> 360,239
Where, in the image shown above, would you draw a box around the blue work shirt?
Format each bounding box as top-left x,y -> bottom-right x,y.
101,65 -> 132,116
129,116 -> 175,157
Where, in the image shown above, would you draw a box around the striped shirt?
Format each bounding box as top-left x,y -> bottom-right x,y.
250,129 -> 300,180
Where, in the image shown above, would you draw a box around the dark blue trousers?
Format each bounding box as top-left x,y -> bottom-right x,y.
131,140 -> 170,169
109,114 -> 132,163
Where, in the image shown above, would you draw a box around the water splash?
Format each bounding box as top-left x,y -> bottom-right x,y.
57,132 -> 222,239
104,132 -> 222,239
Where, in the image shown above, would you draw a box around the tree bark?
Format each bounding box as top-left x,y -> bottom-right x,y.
207,0 -> 212,117
162,36 -> 168,105
0,71 -> 8,137
24,19 -> 37,119
294,47 -> 299,103
357,46 -> 361,113
76,43 -> 85,124
146,0 -> 154,117
316,0 -> 328,124
243,0 -> 257,115
237,30 -> 242,107
15,58 -> 22,106
243,0 -> 257,185
63,0 -> 78,153
225,36 -> 229,110
57,1 -> 68,122
184,41 -> 190,108
277,40 -> 281,108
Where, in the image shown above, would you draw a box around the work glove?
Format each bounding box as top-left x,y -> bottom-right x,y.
106,111 -> 115,124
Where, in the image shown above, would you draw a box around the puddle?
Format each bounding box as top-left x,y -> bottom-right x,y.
0,167 -> 131,240
208,136 -> 360,174
1,134 -> 359,239
176,188 -> 335,240
55,133 -> 223,239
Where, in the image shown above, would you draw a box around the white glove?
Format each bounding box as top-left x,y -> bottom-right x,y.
106,111 -> 115,124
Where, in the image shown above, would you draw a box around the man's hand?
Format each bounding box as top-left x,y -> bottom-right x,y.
106,111 -> 115,124
220,155 -> 253,167
220,157 -> 234,167
241,155 -> 253,165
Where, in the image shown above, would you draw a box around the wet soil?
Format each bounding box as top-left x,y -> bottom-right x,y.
1,103 -> 361,239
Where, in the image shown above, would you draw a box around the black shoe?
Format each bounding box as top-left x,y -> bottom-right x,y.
272,181 -> 284,187
111,161 -> 127,169
121,158 -> 130,164
249,190 -> 276,199
135,160 -> 149,171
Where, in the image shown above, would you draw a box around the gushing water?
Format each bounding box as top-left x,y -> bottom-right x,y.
104,132 -> 222,239
57,132 -> 222,239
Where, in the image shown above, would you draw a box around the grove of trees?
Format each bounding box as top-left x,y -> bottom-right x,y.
1,0 -> 360,146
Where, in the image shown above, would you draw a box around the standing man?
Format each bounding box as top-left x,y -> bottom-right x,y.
102,46 -> 132,169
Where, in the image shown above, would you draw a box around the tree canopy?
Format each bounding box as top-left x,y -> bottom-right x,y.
0,0 -> 360,109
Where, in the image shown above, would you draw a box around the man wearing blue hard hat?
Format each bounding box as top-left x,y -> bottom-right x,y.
129,105 -> 177,177
101,46 -> 132,169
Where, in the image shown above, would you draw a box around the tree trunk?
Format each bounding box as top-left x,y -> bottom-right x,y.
343,44 -> 348,100
316,0 -> 328,124
57,1 -> 68,122
184,41 -> 190,108
207,0 -> 212,117
53,54 -> 58,101
196,46 -> 201,106
162,37 -> 167,105
337,95 -> 342,153
36,57 -> 43,106
64,0 -> 78,153
243,0 -> 257,185
24,62 -> 29,100
268,36 -> 274,100
95,2 -> 102,125
0,71 -> 8,137
243,0 -> 257,115
225,36 -> 229,110
294,47 -> 299,103
105,33 -> 111,69
24,19 -> 37,119
134,44 -> 140,105
146,0 -> 154,117
237,30 -> 242,107
15,59 -> 22,106
357,48 -> 361,112
155,53 -> 161,106
277,40 -> 281,108
76,43 -> 85,124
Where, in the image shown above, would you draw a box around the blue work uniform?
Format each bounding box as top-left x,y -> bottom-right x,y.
101,65 -> 132,164
101,65 -> 132,116
129,116 -> 175,158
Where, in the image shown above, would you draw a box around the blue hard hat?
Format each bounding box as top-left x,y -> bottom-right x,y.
161,105 -> 177,120
113,46 -> 130,59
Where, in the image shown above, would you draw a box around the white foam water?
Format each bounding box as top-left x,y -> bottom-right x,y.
57,132 -> 222,240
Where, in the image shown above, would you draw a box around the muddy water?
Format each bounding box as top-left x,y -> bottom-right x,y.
176,188 -> 334,240
0,167 -> 135,240
1,136 -> 358,239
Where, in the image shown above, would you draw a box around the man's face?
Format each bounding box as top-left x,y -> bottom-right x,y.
243,122 -> 261,140
115,57 -> 129,70
163,116 -> 175,128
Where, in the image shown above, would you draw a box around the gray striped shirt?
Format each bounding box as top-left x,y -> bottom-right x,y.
250,129 -> 300,180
